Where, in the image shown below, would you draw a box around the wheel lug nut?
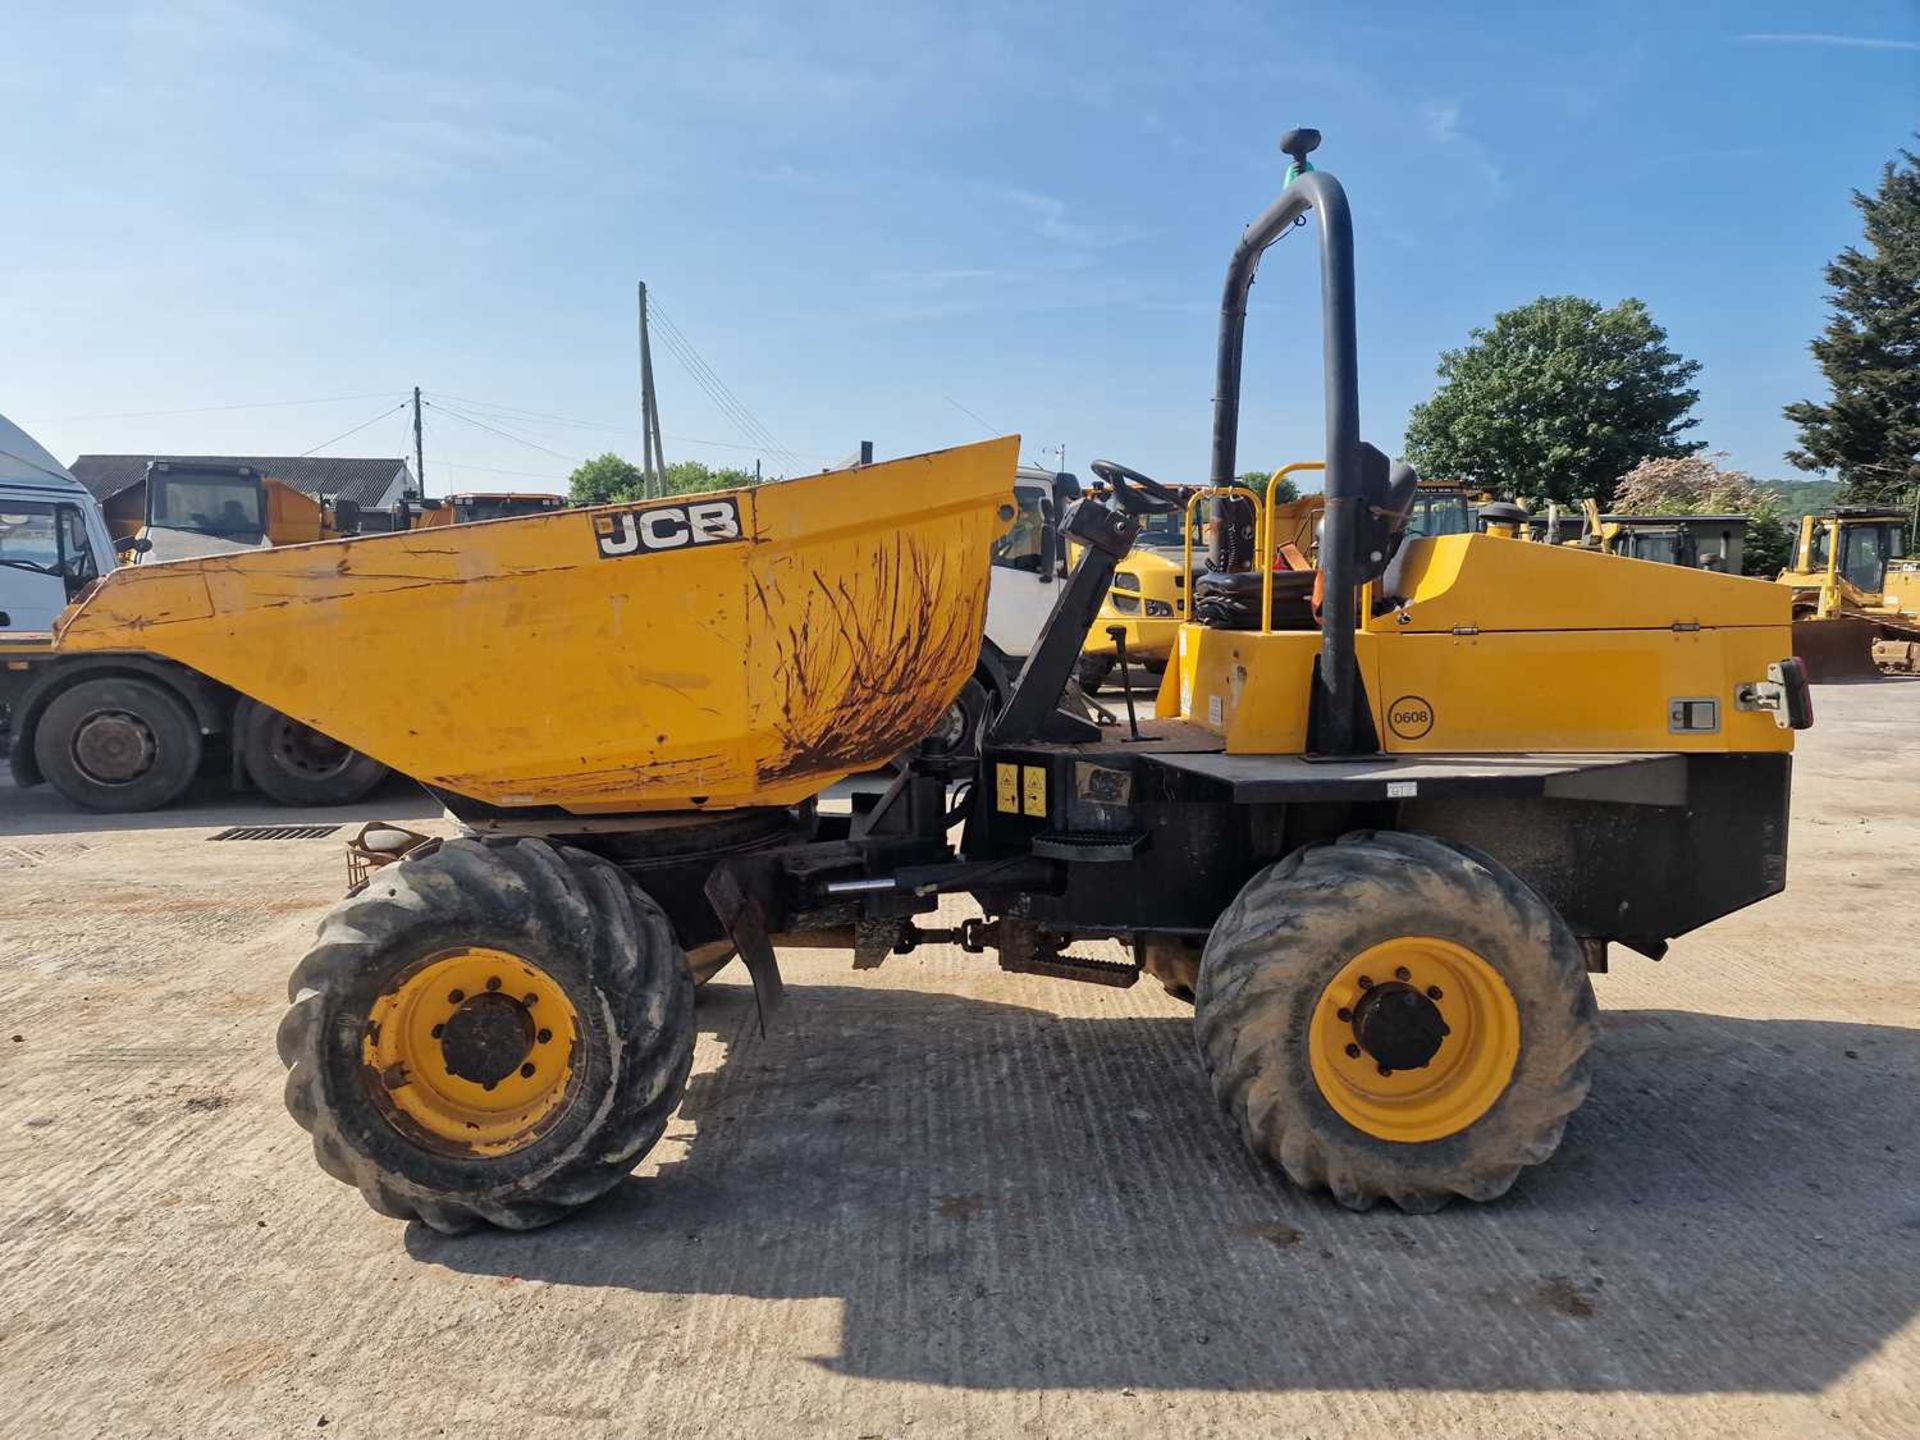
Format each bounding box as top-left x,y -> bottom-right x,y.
523,993 -> 538,1007
520,1063 -> 536,1079
431,1023 -> 444,1039
1356,976 -> 1374,990
1377,1064 -> 1393,1078
537,1028 -> 553,1044
1344,1043 -> 1361,1059
482,1080 -> 496,1092
1394,966 -> 1411,981
486,977 -> 501,992
448,989 -> 464,1003
1427,985 -> 1443,1000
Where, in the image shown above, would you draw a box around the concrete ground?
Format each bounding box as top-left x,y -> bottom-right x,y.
0,683 -> 1915,1439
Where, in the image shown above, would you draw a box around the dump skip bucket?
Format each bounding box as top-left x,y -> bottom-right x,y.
55,438 -> 1021,813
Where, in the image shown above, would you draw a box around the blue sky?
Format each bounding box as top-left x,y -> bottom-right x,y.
4,1 -> 1916,494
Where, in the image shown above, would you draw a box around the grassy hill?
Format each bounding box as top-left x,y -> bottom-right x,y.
1757,478 -> 1843,519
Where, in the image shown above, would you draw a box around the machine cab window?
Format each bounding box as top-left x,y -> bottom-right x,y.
992,483 -> 1052,573
149,468 -> 265,540
0,500 -> 100,596
1407,491 -> 1475,538
1840,521 -> 1904,595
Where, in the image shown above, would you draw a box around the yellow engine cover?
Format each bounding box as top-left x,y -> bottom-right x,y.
1167,534 -> 1796,755
52,438 -> 1021,813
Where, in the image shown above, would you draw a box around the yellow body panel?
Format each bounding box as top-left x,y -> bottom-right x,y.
1883,560 -> 1920,619
1388,534 -> 1787,633
1083,545 -> 1185,662
264,480 -> 327,545
52,439 -> 1020,813
1168,533 -> 1797,755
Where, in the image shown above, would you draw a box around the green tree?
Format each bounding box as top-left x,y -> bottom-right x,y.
661,461 -> 761,495
1609,453 -> 1791,578
1784,143 -> 1920,506
1404,296 -> 1703,508
567,454 -> 764,505
1237,469 -> 1301,504
567,453 -> 645,506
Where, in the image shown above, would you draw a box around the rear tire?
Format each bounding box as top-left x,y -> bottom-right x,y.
238,701 -> 389,807
33,676 -> 202,812
1194,831 -> 1597,1212
278,837 -> 695,1232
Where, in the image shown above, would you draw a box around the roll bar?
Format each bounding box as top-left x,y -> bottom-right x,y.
1208,131 -> 1365,755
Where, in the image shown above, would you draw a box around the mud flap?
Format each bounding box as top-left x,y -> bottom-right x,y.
703,862 -> 786,1034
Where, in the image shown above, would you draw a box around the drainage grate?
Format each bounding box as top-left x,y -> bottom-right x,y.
207,824 -> 342,842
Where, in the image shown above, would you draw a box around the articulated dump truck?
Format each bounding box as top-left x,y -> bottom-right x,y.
84,129 -> 1818,1233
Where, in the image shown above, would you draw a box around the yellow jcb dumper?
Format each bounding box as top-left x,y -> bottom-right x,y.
57,128 -> 1811,1234
1776,506 -> 1920,677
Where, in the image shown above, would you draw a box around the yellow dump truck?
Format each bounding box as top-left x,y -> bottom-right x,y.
37,128 -> 1814,1235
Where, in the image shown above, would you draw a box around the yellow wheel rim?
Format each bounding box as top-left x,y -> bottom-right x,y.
1307,936 -> 1519,1144
362,948 -> 580,1156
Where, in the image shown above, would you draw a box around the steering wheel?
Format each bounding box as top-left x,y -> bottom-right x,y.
1089,460 -> 1184,516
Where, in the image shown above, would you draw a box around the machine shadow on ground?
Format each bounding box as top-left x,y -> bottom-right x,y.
408,980 -> 1918,1396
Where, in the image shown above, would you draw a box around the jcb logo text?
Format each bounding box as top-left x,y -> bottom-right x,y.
594,497 -> 744,558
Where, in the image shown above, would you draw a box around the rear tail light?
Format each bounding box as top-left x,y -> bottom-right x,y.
1777,658 -> 1814,730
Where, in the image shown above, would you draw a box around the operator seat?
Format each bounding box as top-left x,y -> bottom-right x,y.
1193,443 -> 1419,630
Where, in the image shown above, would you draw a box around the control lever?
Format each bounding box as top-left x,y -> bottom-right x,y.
1106,625 -> 1143,741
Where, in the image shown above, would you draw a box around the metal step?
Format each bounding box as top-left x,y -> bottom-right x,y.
999,948 -> 1140,988
1030,830 -> 1148,862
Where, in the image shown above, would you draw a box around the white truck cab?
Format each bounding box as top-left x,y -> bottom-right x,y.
0,414 -> 118,635
984,466 -> 1079,672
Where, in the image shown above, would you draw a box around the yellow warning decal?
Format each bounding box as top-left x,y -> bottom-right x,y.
996,763 -> 1020,814
1022,765 -> 1047,818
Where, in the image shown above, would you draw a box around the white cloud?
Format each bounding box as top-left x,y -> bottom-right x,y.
1738,32 -> 1920,52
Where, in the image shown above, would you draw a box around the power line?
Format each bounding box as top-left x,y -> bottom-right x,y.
649,318 -> 783,462
648,302 -> 803,469
424,459 -> 571,483
423,400 -> 584,463
427,392 -> 827,459
945,396 -> 1053,471
300,402 -> 409,457
29,392 -> 401,423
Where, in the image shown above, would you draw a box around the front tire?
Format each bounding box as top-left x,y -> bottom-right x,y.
278,837 -> 695,1232
34,675 -> 202,812
1194,831 -> 1597,1212
238,702 -> 389,806
1075,655 -> 1115,693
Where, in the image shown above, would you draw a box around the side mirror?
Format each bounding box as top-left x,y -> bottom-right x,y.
114,535 -> 153,556
1037,499 -> 1058,584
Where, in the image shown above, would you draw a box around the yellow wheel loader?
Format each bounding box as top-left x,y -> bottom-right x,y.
1776,506 -> 1920,678
46,129 -> 1809,1230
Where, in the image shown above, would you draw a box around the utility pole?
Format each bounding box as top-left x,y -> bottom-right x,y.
637,283 -> 667,498
412,385 -> 426,497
